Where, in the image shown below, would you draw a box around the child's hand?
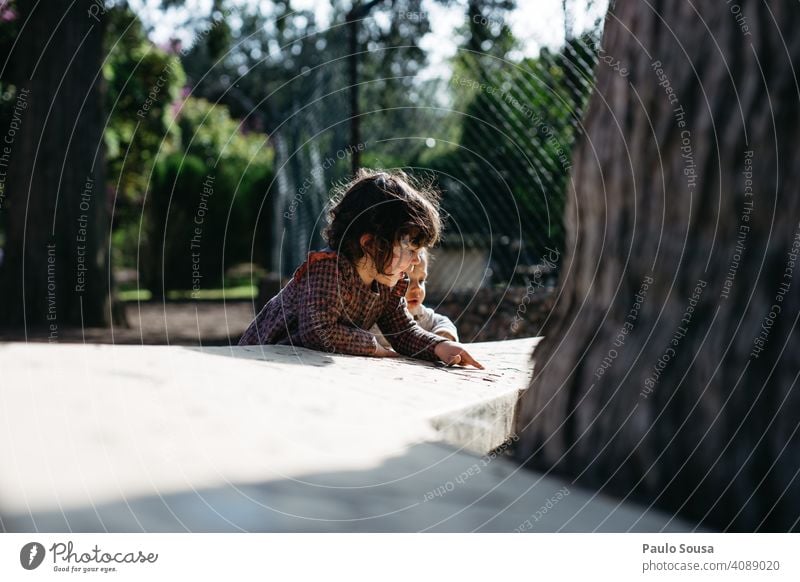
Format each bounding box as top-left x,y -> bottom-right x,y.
434,341 -> 485,369
374,344 -> 400,358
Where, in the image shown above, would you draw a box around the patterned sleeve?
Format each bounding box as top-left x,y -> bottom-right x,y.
296,256 -> 378,356
377,280 -> 446,361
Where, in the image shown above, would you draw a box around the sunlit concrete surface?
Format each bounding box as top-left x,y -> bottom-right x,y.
0,338 -> 692,532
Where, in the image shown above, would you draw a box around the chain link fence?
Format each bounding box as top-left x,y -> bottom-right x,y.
266,29 -> 599,340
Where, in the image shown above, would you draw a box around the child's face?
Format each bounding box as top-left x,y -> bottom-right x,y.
405,254 -> 427,310
374,236 -> 422,287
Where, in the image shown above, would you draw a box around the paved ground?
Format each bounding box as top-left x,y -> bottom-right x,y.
0,338 -> 693,532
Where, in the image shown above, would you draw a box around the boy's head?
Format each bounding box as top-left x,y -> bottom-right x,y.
324,169 -> 441,283
405,249 -> 428,310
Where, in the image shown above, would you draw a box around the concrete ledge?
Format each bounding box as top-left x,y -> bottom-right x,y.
0,338 -> 693,532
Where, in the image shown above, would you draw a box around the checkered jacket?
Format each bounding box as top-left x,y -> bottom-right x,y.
238,250 -> 446,361
371,305 -> 459,349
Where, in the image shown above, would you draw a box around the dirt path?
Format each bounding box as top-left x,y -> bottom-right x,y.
0,300 -> 257,345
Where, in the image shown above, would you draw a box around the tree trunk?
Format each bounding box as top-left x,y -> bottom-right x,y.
0,0 -> 110,329
515,0 -> 800,532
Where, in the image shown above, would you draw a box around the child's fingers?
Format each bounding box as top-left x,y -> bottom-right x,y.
374,345 -> 399,357
447,353 -> 462,366
459,350 -> 485,369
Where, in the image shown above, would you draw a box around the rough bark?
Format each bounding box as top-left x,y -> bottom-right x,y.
0,0 -> 110,328
515,0 -> 800,532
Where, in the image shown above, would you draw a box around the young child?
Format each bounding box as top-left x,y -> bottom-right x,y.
239,169 -> 483,369
370,248 -> 458,348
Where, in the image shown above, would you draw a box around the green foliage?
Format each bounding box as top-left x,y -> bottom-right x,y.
421,29 -> 598,283
145,97 -> 274,292
0,1 -> 276,295
104,6 -> 185,206
104,5 -> 187,277
100,7 -> 275,291
180,1 -> 444,166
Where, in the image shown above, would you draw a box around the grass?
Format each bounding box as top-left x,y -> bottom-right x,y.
118,285 -> 258,302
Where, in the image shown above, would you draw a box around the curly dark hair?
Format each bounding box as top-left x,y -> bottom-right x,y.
324,168 -> 442,275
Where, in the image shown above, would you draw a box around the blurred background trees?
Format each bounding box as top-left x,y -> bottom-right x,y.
0,0 -> 603,326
